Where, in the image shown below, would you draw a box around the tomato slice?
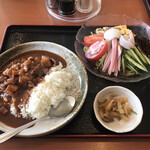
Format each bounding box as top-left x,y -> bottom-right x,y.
84,34 -> 104,47
85,40 -> 107,61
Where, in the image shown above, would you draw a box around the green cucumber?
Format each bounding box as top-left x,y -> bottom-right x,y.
134,46 -> 147,64
83,46 -> 89,52
126,63 -> 141,75
100,53 -> 107,67
96,53 -> 107,69
121,53 -> 126,74
129,49 -> 146,68
135,46 -> 150,65
125,53 -> 148,72
142,54 -> 150,65
125,70 -> 136,76
138,48 -> 150,65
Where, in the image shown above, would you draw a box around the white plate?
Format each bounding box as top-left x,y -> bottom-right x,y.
0,41 -> 88,137
93,86 -> 143,133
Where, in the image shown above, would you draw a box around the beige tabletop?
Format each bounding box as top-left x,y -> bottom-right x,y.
0,0 -> 150,149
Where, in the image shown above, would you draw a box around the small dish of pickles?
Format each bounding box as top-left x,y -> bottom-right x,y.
93,86 -> 143,133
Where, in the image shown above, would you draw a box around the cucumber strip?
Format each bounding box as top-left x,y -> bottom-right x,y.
134,46 -> 147,64
90,32 -> 94,35
125,70 -> 135,76
125,53 -> 148,72
121,53 -> 126,74
100,53 -> 107,66
126,63 -> 141,75
125,50 -> 132,57
142,53 -> 150,65
135,46 -> 150,65
96,53 -> 107,68
126,64 -> 136,74
83,46 -> 89,52
129,49 -> 147,69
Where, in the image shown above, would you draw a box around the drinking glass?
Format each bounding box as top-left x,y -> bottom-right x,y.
77,0 -> 93,13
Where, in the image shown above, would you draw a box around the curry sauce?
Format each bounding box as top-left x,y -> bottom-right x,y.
0,50 -> 66,128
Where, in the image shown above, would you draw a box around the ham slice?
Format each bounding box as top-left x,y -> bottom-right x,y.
114,43 -> 122,76
102,48 -> 112,72
117,44 -> 122,71
107,40 -> 112,52
102,39 -> 122,77
108,38 -> 118,75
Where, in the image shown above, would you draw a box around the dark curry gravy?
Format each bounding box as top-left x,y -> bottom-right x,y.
0,50 -> 66,128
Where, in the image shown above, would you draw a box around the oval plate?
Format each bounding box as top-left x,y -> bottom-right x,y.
0,41 -> 88,137
75,15 -> 150,82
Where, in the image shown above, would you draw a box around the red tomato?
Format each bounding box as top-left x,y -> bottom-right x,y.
84,34 -> 104,47
85,40 -> 107,61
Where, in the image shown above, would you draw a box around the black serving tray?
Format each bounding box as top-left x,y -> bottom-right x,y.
1,25 -> 150,137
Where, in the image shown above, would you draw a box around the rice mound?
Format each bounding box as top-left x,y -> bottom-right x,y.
18,63 -> 79,119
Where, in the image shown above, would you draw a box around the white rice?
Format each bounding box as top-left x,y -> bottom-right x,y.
11,62 -> 80,119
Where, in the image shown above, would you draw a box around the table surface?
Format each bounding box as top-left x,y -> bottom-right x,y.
0,0 -> 150,149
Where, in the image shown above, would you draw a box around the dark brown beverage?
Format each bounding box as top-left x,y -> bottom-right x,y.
58,0 -> 76,15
